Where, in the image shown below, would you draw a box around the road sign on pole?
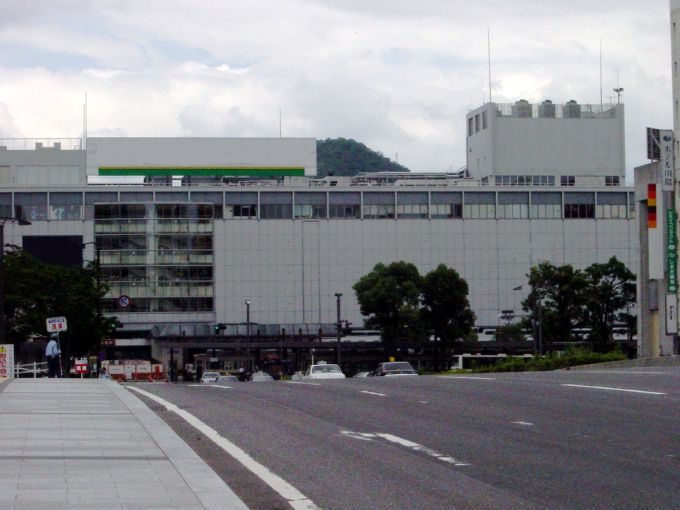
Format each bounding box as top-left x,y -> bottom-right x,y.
46,316 -> 68,333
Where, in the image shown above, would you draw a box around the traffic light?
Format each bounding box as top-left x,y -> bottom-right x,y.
213,323 -> 226,334
109,318 -> 122,332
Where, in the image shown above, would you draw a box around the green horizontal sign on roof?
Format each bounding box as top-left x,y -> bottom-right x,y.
99,166 -> 305,177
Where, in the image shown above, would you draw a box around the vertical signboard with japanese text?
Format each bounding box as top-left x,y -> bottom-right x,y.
661,131 -> 674,190
0,344 -> 15,379
668,208 -> 678,293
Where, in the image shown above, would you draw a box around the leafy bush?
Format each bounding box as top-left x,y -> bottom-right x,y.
472,348 -> 626,373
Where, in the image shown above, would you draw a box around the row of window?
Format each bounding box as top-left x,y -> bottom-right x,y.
102,297 -> 213,313
493,175 -> 556,186
95,235 -> 213,251
468,110 -> 488,136
4,191 -> 635,221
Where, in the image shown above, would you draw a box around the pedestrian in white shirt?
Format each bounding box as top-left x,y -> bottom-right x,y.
45,333 -> 61,378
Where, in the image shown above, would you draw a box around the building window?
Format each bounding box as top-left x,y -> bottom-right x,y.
294,192 -> 327,219
482,111 -> 487,129
605,176 -> 620,187
224,192 -> 257,219
596,192 -> 627,219
497,192 -> 529,219
259,192 -> 292,219
564,192 -> 595,219
475,114 -> 480,133
49,192 -> 82,220
14,192 -> 48,221
560,176 -> 575,186
468,117 -> 473,136
362,192 -> 395,219
463,192 -> 495,219
329,192 -> 361,219
530,192 -> 562,219
430,192 -> 462,219
396,192 -> 428,219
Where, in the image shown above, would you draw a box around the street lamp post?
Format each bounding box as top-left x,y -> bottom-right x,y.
0,216 -> 31,345
335,293 -> 342,365
82,241 -> 102,375
245,299 -> 251,370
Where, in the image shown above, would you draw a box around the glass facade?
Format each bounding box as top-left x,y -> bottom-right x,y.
94,203 -> 214,313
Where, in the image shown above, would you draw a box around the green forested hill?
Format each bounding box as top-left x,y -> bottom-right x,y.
316,138 -> 410,177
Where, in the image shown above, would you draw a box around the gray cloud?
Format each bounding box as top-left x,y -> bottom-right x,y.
0,0 -> 672,176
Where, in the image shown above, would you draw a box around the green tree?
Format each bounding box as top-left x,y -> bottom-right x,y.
4,248 -> 111,357
495,323 -> 526,342
421,264 -> 475,371
582,257 -> 635,344
522,261 -> 587,351
353,261 -> 422,358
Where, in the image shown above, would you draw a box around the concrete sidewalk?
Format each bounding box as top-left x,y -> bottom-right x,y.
0,379 -> 248,510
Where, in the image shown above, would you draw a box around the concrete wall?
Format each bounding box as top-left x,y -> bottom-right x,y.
86,138 -> 317,176
212,215 -> 638,328
467,103 -> 625,180
0,148 -> 85,187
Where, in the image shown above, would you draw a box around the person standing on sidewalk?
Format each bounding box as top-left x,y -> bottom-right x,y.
46,333 -> 62,378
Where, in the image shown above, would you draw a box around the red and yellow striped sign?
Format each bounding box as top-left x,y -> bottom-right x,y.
648,183 -> 657,228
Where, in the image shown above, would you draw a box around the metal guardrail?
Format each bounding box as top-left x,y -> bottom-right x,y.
0,138 -> 83,151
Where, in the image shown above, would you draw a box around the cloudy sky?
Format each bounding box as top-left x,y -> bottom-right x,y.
0,0 -> 673,179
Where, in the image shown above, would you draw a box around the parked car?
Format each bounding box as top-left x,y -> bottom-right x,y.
216,375 -> 239,384
373,362 -> 418,377
250,371 -> 274,382
200,371 -> 220,383
353,371 -> 371,378
304,362 -> 346,380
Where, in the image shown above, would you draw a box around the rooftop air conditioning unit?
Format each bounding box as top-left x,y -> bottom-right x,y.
512,99 -> 532,118
538,100 -> 556,118
564,100 -> 581,119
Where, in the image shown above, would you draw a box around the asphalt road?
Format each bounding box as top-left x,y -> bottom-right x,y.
132,367 -> 680,510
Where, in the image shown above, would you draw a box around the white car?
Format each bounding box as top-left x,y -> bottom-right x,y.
304,363 -> 346,380
200,371 -> 220,383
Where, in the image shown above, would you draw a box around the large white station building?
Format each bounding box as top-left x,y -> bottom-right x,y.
0,100 -> 636,343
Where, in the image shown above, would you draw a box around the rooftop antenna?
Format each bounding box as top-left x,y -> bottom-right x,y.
82,92 -> 87,150
599,39 -> 603,108
487,27 -> 492,103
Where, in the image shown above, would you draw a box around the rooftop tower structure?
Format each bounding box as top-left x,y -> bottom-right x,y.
466,101 -> 625,187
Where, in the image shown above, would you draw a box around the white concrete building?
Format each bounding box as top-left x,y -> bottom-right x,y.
466,101 -> 625,187
0,130 -> 636,341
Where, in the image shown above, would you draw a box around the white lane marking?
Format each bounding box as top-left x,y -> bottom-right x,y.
567,370 -> 666,375
360,390 -> 387,397
420,400 -> 429,404
128,386 -> 320,510
511,421 -> 534,426
284,381 -> 322,386
375,433 -> 470,466
439,376 -> 496,380
561,384 -> 666,395
340,430 -> 377,441
188,384 -> 231,389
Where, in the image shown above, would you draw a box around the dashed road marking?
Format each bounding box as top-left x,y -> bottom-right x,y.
511,421 -> 534,426
360,390 -> 387,397
340,430 -> 470,466
439,376 -> 496,380
284,381 -> 321,386
561,384 -> 666,396
128,386 -> 320,510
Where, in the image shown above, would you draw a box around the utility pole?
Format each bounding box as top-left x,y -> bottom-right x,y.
335,293 -> 342,365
